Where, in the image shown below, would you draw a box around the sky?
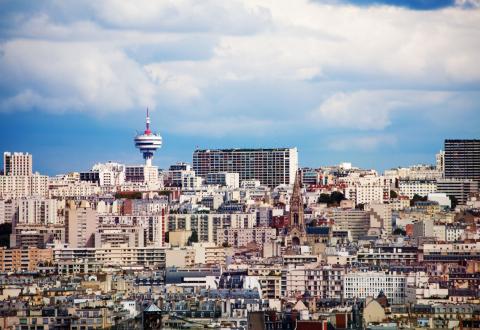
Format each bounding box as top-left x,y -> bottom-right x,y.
0,0 -> 479,175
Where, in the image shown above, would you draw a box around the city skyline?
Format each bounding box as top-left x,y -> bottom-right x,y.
0,1 -> 479,326
1,0 -> 479,174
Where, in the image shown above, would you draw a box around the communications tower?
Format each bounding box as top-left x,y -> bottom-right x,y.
134,109 -> 162,166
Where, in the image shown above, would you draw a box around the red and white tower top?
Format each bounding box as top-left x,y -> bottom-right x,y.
134,108 -> 162,166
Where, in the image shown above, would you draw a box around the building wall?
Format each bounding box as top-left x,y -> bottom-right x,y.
193,148 -> 298,188
17,198 -> 58,225
436,178 -> 479,205
0,247 -> 53,272
344,271 -> 407,304
3,152 -> 32,176
65,201 -> 97,248
399,180 -> 437,198
444,139 -> 480,182
216,227 -> 277,248
332,209 -> 370,241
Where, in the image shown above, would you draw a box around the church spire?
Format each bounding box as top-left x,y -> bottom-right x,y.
289,170 -> 304,229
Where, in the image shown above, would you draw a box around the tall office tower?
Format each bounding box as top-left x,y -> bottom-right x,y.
444,139 -> 480,182
3,152 -> 32,176
192,148 -> 298,188
65,201 -> 97,248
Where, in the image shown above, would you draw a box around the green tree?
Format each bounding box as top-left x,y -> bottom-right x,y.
449,195 -> 458,210
390,190 -> 398,199
188,230 -> 198,245
393,228 -> 406,236
165,231 -> 169,243
317,193 -> 331,204
0,223 -> 12,247
330,191 -> 345,205
410,194 -> 427,207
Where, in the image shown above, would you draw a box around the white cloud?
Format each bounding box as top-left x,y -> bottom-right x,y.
310,90 -> 452,130
0,39 -> 158,113
88,0 -> 272,34
0,0 -> 479,135
455,0 -> 480,8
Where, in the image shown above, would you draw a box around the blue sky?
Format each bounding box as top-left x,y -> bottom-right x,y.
0,0 -> 479,175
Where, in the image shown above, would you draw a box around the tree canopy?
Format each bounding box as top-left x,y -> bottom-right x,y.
317,191 -> 345,206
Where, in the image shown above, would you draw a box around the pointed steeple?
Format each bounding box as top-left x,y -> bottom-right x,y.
289,170 -> 304,229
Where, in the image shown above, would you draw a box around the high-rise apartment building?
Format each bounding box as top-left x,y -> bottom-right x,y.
444,139 -> 480,182
3,152 -> 32,176
17,198 -> 58,225
65,201 -> 97,248
192,148 -> 298,188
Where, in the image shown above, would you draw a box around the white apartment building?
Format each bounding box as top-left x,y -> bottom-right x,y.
433,225 -> 446,242
0,174 -> 49,199
0,152 -> 48,199
206,172 -> 240,188
343,271 -> 407,304
17,198 -> 58,225
53,244 -> 166,269
98,214 -> 165,247
65,201 -> 97,248
428,193 -> 451,208
80,162 -> 126,186
0,200 -> 17,224
166,248 -> 196,267
182,171 -> 203,190
3,152 -> 32,176
436,151 -> 445,175
445,226 -> 465,242
399,179 -> 437,198
344,176 -> 390,205
167,213 -> 257,244
0,201 -> 4,225
49,176 -> 100,198
282,265 -> 344,299
385,165 -> 442,181
94,225 -> 145,248
124,198 -> 168,216
216,227 -> 276,248
125,165 -> 160,188
412,219 -> 434,239
165,163 -> 192,187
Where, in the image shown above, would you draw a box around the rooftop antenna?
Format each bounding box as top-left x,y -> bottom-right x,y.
145,108 -> 151,135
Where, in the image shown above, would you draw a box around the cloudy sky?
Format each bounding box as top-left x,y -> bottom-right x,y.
0,0 -> 479,174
